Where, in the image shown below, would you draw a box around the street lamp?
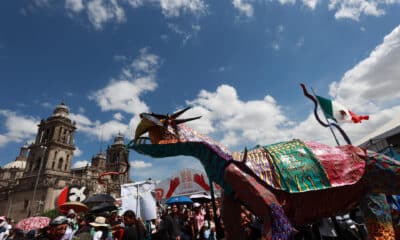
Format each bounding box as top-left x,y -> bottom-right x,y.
29,145 -> 47,217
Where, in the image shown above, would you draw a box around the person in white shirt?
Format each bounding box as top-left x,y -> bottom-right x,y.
89,216 -> 110,240
0,216 -> 10,240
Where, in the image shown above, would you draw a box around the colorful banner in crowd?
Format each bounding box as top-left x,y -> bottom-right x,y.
155,168 -> 218,200
121,181 -> 157,221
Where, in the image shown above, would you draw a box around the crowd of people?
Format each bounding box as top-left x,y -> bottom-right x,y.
0,199 -> 230,240
0,197 -> 386,240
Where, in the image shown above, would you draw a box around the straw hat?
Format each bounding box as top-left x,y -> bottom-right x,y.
89,216 -> 110,228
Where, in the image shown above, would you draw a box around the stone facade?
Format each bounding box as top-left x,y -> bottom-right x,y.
0,102 -> 131,220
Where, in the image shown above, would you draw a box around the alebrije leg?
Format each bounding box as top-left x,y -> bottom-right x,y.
224,163 -> 295,240
270,203 -> 294,240
221,193 -> 248,240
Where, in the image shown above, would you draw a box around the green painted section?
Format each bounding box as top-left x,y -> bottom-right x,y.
263,140 -> 331,193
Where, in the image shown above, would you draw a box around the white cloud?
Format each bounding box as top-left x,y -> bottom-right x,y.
34,0 -> 51,7
271,41 -> 280,51
90,48 -> 160,115
74,146 -> 83,157
302,0 -> 318,10
72,160 -> 90,168
90,79 -> 156,115
130,156 -> 204,181
328,25 -> 400,112
186,84 -> 291,148
132,48 -> 161,75
159,0 -> 207,17
184,23 -> 400,149
69,49 -> 160,142
167,23 -> 201,46
278,0 -> 296,4
113,112 -> 124,120
87,0 -> 126,30
124,0 -> 207,17
131,160 -> 152,168
0,110 -> 39,147
65,0 -> 85,12
232,0 -> 254,17
327,0 -> 395,21
70,112 -> 129,141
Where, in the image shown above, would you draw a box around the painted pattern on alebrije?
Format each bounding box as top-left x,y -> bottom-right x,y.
263,140 -> 331,193
232,148 -> 282,189
365,150 -> 400,194
305,142 -> 365,187
361,194 -> 395,240
270,203 -> 294,240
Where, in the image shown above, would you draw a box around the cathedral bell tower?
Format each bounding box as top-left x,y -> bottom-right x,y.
24,101 -> 76,179
106,133 -> 130,186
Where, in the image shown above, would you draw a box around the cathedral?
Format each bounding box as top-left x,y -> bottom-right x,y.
0,101 -> 131,220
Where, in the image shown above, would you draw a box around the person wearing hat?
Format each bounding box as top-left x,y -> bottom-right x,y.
36,216 -> 69,240
89,216 -> 110,240
62,209 -> 78,240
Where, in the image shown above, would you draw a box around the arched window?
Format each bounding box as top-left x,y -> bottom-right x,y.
52,161 -> 55,169
54,151 -> 58,160
58,158 -> 63,170
64,163 -> 68,171
66,134 -> 71,144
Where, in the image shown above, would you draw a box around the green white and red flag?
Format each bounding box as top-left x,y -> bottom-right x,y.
316,95 -> 369,124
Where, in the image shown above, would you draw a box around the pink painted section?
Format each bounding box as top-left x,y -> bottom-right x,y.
305,142 -> 366,187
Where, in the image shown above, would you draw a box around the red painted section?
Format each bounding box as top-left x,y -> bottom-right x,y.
305,142 -> 366,187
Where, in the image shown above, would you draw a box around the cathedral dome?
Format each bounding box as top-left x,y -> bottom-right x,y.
95,150 -> 106,159
53,100 -> 70,118
113,133 -> 124,145
3,160 -> 26,169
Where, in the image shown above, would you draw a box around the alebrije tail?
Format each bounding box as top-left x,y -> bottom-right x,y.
365,150 -> 400,195
270,203 -> 295,240
360,194 -> 395,240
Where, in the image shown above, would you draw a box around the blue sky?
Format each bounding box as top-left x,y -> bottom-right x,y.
1,0 -> 400,181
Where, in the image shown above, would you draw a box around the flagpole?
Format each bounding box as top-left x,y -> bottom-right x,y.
311,86 -> 349,240
311,87 -> 340,146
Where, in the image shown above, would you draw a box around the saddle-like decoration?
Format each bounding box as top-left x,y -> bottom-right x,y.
232,139 -> 366,193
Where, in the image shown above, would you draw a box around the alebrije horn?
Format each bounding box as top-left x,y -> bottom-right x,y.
174,116 -> 202,125
242,147 -> 248,163
171,107 -> 192,119
140,113 -> 163,127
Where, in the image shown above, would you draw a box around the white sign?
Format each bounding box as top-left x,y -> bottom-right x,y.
121,181 -> 157,221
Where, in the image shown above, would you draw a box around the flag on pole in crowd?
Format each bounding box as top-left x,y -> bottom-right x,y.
316,95 -> 369,124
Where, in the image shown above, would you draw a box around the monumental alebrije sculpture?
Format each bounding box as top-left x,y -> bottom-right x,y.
127,107 -> 400,240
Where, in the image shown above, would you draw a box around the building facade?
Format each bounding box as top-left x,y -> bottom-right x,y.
0,102 -> 130,220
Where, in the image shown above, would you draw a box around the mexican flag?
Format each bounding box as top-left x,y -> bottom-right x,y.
316,95 -> 369,123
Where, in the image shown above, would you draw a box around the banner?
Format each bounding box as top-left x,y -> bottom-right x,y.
155,168 -> 218,200
121,181 -> 157,221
